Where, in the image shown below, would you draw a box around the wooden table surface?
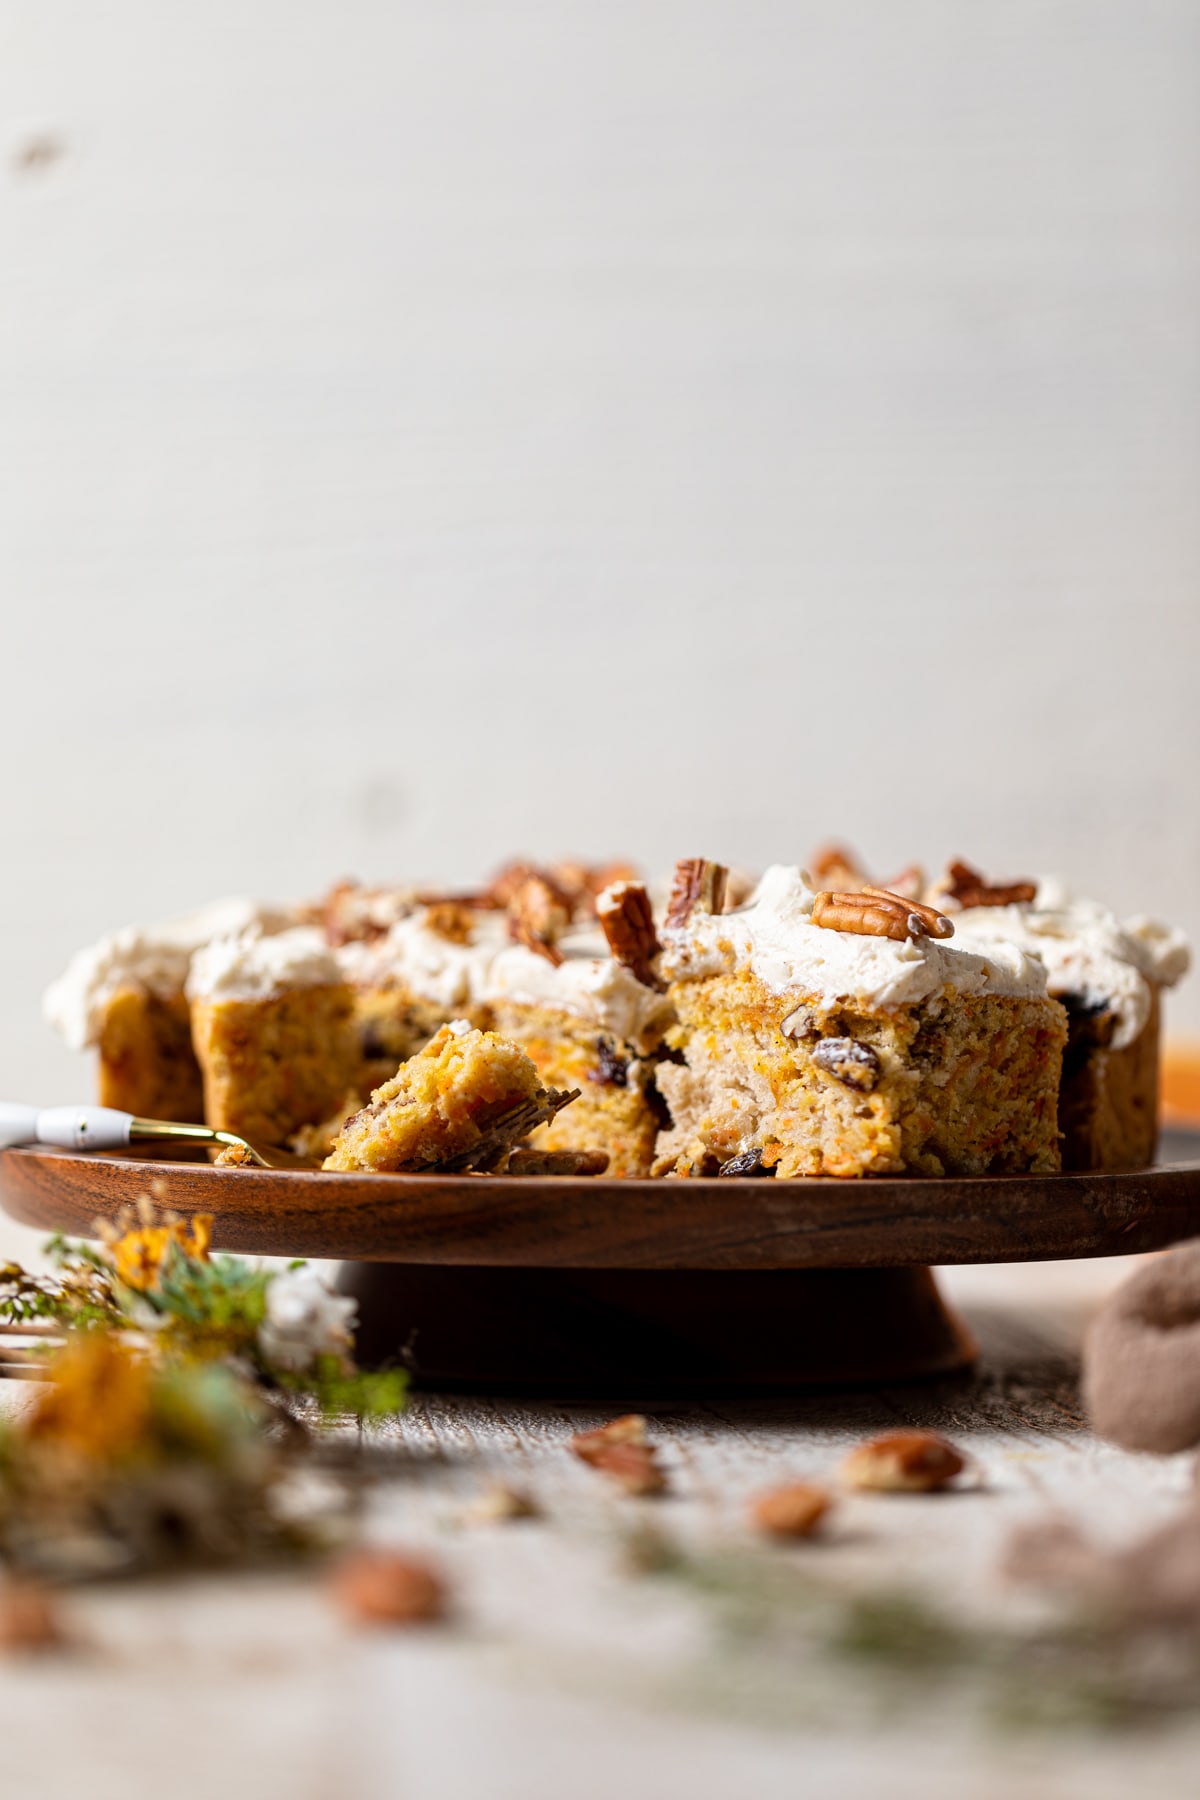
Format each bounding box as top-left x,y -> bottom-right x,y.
0,1252 -> 1197,1798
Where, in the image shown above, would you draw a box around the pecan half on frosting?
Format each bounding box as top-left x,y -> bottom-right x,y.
812,887 -> 954,944
808,843 -> 868,893
665,859 -> 728,929
507,873 -> 571,966
597,881 -> 663,989
939,859 -> 1037,911
551,859 -> 641,919
423,901 -> 475,945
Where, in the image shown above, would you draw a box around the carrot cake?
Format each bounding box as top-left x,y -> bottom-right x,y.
42,898 -> 296,1121
653,861 -> 1066,1178
483,892 -> 675,1178
323,1021 -> 573,1173
334,904 -> 506,1094
329,870 -> 673,1175
186,927 -> 359,1145
939,861 -> 1190,1169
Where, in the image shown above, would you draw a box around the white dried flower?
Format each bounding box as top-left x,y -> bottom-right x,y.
258,1266 -> 357,1373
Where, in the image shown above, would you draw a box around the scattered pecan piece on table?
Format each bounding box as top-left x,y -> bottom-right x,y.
0,1581 -> 72,1654
812,889 -> 953,944
330,1550 -> 448,1626
462,1482 -> 540,1524
939,860 -> 1037,910
570,1415 -> 667,1496
596,881 -> 663,988
665,858 -> 728,928
841,1429 -> 966,1493
751,1482 -> 832,1538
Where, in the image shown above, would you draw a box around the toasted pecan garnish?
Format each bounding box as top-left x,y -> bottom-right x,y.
596,881 -> 663,989
423,901 -> 475,945
939,860 -> 1038,911
507,873 -> 571,965
665,859 -> 728,928
877,864 -> 925,901
570,1414 -> 666,1496
322,880 -> 421,946
841,1429 -> 966,1493
812,889 -> 953,943
552,859 -> 641,919
860,887 -> 954,939
485,860 -> 540,908
808,843 -> 868,893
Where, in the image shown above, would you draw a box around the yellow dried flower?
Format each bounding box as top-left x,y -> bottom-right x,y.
110,1214 -> 213,1292
25,1335 -> 154,1464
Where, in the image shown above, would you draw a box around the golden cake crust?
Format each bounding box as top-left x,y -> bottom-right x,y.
97,987 -> 206,1123
190,984 -> 358,1146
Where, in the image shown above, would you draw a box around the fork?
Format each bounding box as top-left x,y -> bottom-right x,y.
0,1104 -> 321,1170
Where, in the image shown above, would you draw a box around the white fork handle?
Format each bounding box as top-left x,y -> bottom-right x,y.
0,1104 -> 134,1151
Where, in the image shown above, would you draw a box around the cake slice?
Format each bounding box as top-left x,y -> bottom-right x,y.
43,898 -> 297,1121
939,861 -> 1190,1169
329,865 -> 672,1176
654,861 -> 1066,1179
323,1022 -> 573,1173
187,927 -> 358,1145
484,884 -> 675,1177
335,902 -> 506,1094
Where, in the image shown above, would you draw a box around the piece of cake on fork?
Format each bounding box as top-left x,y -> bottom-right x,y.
323,1021 -> 576,1173
653,859 -> 1066,1178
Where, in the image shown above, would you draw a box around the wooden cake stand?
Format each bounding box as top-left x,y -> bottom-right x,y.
3,1139 -> 1199,1392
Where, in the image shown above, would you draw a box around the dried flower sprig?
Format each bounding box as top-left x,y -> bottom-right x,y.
0,1194 -> 407,1429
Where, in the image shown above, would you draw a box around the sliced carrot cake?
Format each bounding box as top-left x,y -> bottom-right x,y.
42,898 -> 297,1121
186,926 -> 358,1145
937,860 -> 1190,1169
654,861 -> 1066,1178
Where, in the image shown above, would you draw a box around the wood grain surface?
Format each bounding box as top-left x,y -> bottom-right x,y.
2,1144 -> 1199,1269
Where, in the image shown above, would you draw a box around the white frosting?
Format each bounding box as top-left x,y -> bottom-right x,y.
43,897 -> 296,1049
336,910 -> 509,1011
950,884 -> 1190,1050
186,927 -> 344,1003
659,865 -> 1049,1010
338,911 -> 673,1047
485,931 -> 676,1048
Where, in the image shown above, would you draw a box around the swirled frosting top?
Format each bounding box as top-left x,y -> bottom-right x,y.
336,910 -> 673,1048
948,881 -> 1189,1049
186,926 -> 344,1003
43,898 -> 298,1049
658,865 -> 1050,1010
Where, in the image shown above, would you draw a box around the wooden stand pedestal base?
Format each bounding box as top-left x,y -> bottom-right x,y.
336,1264 -> 978,1394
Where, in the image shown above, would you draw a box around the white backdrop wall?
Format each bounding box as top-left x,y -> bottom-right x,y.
2,0 -> 1199,1112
